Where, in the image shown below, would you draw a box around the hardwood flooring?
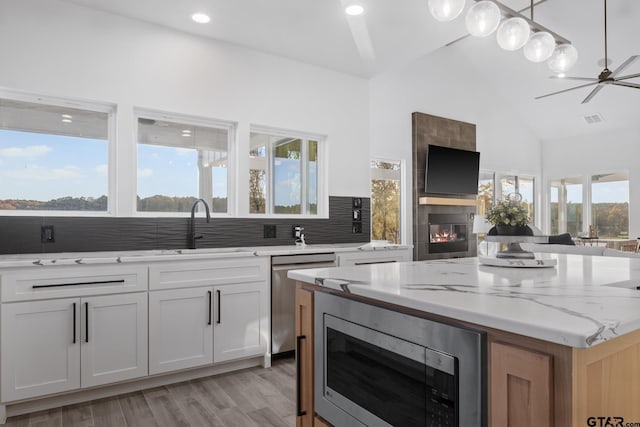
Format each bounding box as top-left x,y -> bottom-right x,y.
4,359 -> 296,427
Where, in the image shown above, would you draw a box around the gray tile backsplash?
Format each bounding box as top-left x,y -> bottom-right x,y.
0,196 -> 370,255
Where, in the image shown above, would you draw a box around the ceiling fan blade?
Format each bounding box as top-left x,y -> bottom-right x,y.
535,82 -> 599,100
550,76 -> 598,81
611,55 -> 640,77
612,81 -> 640,89
616,72 -> 640,81
581,85 -> 604,104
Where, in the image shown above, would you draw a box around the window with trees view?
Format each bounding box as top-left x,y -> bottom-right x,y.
591,172 -> 629,238
0,97 -> 111,212
549,177 -> 582,236
249,129 -> 320,215
371,160 -> 401,244
136,112 -> 232,213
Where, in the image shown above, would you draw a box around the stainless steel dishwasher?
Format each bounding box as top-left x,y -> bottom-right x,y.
271,252 -> 337,357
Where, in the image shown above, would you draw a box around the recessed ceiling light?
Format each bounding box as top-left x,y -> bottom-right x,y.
191,13 -> 211,24
61,118 -> 72,123
182,129 -> 192,133
345,4 -> 364,16
557,73 -> 566,78
61,114 -> 73,119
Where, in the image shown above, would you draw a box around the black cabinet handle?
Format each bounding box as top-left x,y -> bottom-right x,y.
216,290 -> 221,324
72,303 -> 77,344
85,302 -> 89,343
207,291 -> 212,325
33,279 -> 125,289
296,335 -> 307,417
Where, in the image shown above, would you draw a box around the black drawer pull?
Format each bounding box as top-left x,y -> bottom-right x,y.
216,290 -> 221,324
72,302 -> 77,344
208,291 -> 212,325
354,260 -> 397,265
296,335 -> 307,417
33,279 -> 125,289
85,302 -> 89,343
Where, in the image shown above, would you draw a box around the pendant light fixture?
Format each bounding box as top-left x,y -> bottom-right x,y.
522,1 -> 557,63
428,0 -> 466,22
465,1 -> 501,37
496,17 -> 530,51
547,43 -> 579,73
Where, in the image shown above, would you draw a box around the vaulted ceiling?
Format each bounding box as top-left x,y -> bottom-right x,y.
63,0 -> 640,140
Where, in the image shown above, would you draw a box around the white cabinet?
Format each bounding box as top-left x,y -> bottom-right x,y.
337,248 -> 412,266
149,287 -> 213,374
213,281 -> 267,363
1,298 -> 81,401
81,293 -> 148,388
148,257 -> 269,371
1,293 -> 147,401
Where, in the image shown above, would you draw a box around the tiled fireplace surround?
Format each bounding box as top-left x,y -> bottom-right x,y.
412,112 -> 478,261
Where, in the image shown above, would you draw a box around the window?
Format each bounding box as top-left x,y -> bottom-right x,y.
499,175 -> 535,223
591,172 -> 629,238
0,96 -> 112,213
249,128 -> 322,215
549,177 -> 582,236
136,111 -> 233,214
371,160 -> 401,244
477,171 -> 495,216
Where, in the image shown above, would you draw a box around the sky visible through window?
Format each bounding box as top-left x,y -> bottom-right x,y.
565,181 -> 629,203
137,144 -> 227,199
0,129 -> 107,200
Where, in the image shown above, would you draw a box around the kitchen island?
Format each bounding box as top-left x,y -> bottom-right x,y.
289,255 -> 640,427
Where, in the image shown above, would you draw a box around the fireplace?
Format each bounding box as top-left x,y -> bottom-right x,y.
428,213 -> 469,254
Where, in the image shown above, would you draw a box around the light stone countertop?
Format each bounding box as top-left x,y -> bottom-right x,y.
287,254 -> 640,348
0,243 -> 411,269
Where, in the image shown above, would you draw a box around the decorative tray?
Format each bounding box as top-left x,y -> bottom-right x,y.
479,257 -> 557,268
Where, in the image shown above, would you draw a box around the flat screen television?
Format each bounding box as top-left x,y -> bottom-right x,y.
425,145 -> 480,196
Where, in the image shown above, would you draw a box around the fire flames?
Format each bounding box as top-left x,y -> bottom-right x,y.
430,231 -> 458,243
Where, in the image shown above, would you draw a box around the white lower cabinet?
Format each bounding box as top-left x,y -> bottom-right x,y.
1,293 -> 148,402
81,293 -> 148,388
213,281 -> 267,363
1,298 -> 81,401
149,281 -> 268,370
149,287 -> 214,374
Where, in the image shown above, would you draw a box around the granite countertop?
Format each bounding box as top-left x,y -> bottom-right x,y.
0,243 -> 411,269
287,255 -> 640,348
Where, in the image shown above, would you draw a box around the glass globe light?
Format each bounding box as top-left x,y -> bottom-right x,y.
496,17 -> 530,51
547,43 -> 579,73
465,1 -> 501,37
428,0 -> 466,22
523,32 -> 556,62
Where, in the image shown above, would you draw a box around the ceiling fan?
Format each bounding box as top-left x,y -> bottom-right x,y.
535,0 -> 640,104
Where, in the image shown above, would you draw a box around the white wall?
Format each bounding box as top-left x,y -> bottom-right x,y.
369,46 -> 542,244
0,0 -> 370,216
541,127 -> 640,237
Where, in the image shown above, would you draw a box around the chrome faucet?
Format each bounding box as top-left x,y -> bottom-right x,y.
190,198 -> 211,249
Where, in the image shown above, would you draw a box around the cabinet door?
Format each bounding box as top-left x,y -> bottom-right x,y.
491,342 -> 553,427
149,287 -> 214,374
81,293 -> 148,388
1,298 -> 81,401
295,285 -> 314,427
213,282 -> 267,363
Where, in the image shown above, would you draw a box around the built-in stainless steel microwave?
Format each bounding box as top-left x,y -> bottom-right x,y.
314,292 -> 486,427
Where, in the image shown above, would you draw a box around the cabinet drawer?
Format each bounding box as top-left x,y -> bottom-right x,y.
149,257 -> 269,290
1,265 -> 148,302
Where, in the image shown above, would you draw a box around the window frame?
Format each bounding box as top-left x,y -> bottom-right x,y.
248,124 -> 328,218
0,88 -> 116,217
370,158 -> 404,244
133,107 -> 237,218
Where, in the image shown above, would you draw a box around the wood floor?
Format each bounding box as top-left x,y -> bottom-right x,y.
4,358 -> 296,427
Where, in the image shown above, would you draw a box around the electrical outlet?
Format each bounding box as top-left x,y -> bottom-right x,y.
352,222 -> 362,234
352,197 -> 362,208
263,224 -> 277,238
41,225 -> 55,243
